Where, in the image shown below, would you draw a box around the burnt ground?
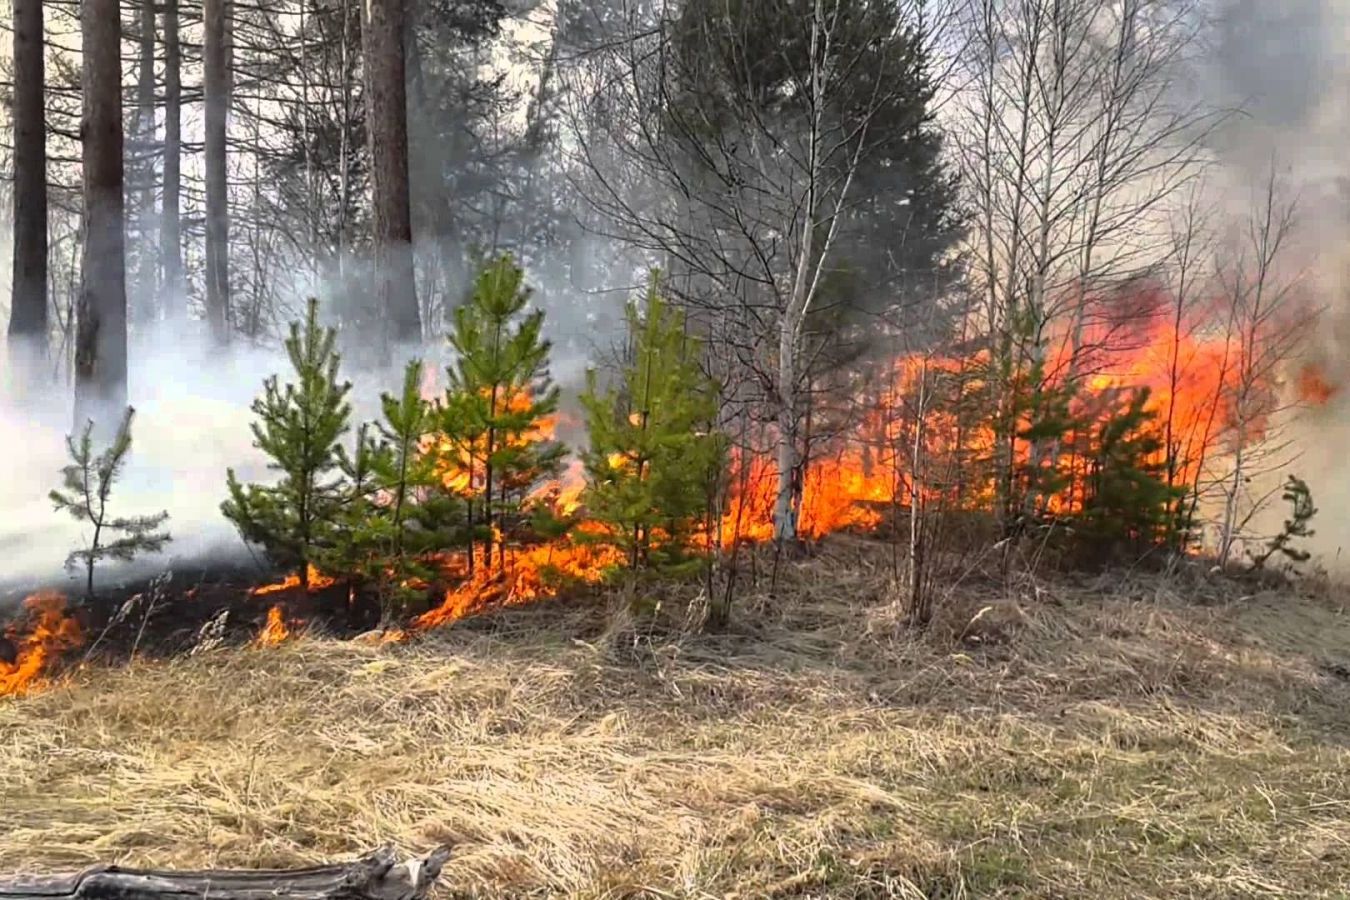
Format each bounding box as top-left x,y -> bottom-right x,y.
0,551 -> 390,665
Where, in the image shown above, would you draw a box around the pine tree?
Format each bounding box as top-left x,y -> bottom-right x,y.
313,422 -> 381,599
222,298 -> 352,586
51,406 -> 171,603
1077,388 -> 1185,563
438,255 -> 565,572
369,360 -> 461,617
580,277 -> 725,575
1250,475 -> 1317,571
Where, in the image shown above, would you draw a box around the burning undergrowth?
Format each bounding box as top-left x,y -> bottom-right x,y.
2,265 -> 1334,700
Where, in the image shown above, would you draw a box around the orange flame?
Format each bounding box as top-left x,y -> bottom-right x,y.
1,593 -> 84,698
256,605 -> 291,647
252,564 -> 336,596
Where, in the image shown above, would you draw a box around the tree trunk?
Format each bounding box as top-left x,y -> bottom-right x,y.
772,315 -> 800,547
74,0 -> 129,429
0,846 -> 451,900
134,0 -> 158,323
204,0 -> 230,342
161,0 -> 184,320
8,0 -> 47,382
363,0 -> 421,354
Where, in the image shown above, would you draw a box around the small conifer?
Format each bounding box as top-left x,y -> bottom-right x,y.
438,254 -> 565,572
580,275 -> 725,575
51,406 -> 171,603
222,298 -> 352,586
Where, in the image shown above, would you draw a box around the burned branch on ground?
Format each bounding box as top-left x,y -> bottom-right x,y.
0,846 -> 452,900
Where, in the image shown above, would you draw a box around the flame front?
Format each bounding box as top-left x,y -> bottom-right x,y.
1,592 -> 83,698
251,281 -> 1322,640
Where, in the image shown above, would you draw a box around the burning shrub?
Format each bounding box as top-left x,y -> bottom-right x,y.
222,297 -> 352,588
1074,387 -> 1188,564
50,406 -> 171,605
579,276 -> 725,578
432,253 -> 566,574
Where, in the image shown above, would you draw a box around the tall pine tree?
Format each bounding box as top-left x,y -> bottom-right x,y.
581,277 -> 725,575
223,299 -> 352,585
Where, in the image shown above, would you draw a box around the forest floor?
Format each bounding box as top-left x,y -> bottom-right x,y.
2,540 -> 1349,898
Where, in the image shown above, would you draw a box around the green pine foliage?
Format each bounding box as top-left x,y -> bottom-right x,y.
439,254 -> 565,572
312,422 -> 381,597
222,298 -> 352,586
580,277 -> 726,576
369,360 -> 463,617
50,406 -> 172,603
1076,388 -> 1186,562
1250,475 -> 1317,571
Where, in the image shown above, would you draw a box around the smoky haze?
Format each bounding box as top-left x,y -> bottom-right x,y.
1200,0 -> 1350,565
0,256 -> 628,598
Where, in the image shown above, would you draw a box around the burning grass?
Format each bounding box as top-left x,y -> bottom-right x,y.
2,544 -> 1349,897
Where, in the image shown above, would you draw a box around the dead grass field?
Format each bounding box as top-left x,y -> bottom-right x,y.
3,543 -> 1350,898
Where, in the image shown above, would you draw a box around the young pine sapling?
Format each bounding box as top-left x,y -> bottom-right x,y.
1250,475 -> 1317,571
580,277 -> 725,578
50,406 -> 171,604
222,298 -> 351,586
440,255 -> 565,573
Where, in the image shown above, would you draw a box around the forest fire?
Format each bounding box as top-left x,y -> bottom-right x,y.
250,284 -> 1297,642
1,593 -> 84,698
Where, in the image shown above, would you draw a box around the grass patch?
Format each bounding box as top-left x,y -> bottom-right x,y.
2,544 -> 1349,897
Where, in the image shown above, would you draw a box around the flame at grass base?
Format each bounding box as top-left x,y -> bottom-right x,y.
414,529 -> 626,630
1,592 -> 84,698
252,564 -> 336,596
256,605 -> 292,647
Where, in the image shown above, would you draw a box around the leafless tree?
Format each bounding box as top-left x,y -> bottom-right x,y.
1212,165 -> 1310,568
566,0 -> 956,547
953,0 -> 1218,526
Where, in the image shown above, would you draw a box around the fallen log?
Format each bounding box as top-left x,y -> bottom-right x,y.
0,846 -> 452,900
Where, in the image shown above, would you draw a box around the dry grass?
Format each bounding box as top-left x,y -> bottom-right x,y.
3,542 -> 1350,898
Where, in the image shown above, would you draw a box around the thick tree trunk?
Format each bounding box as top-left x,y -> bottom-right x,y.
8,0 -> 47,380
74,0 -> 129,428
363,0 -> 421,354
134,0 -> 158,323
161,0 -> 184,319
0,846 -> 451,900
204,0 -> 230,342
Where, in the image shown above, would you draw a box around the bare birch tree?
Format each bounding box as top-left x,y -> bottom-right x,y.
566,0 -> 960,547
1213,165 -> 1310,568
953,0 -> 1217,528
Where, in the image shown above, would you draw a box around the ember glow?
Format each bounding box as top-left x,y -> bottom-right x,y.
1,593 -> 84,698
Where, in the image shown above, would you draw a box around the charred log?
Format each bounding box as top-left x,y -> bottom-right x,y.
0,846 -> 451,900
